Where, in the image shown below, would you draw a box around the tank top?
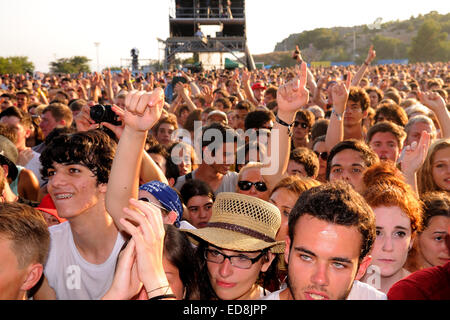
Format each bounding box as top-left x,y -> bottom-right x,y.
44,221 -> 126,300
10,165 -> 24,196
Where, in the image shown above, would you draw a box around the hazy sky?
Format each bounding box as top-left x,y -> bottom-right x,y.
0,0 -> 448,72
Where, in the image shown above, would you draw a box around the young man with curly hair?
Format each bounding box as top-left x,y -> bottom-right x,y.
34,130 -> 126,300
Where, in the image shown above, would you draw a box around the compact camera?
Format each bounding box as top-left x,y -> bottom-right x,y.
90,104 -> 122,126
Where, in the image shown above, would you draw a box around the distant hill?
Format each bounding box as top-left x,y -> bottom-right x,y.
252,11 -> 450,67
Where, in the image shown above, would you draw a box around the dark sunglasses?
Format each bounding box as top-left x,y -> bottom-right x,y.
294,121 -> 308,129
238,180 -> 268,192
314,151 -> 328,161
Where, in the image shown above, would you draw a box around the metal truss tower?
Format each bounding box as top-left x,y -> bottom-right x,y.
164,0 -> 255,70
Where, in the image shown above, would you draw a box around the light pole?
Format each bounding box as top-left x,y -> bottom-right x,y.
94,42 -> 100,72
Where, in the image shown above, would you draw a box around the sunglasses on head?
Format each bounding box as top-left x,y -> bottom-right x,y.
294,121 -> 308,129
138,197 -> 169,214
238,180 -> 268,192
314,151 -> 328,161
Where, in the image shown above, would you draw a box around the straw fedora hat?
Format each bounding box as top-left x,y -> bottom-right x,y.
181,192 -> 285,253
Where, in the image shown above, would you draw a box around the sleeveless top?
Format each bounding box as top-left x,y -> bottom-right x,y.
44,221 -> 126,300
10,165 -> 24,196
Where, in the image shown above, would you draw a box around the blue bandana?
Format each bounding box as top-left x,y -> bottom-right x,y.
139,181 -> 183,227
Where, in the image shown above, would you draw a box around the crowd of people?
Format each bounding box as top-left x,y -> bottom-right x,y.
0,45 -> 449,301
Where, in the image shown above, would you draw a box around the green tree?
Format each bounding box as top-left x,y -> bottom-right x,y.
371,35 -> 407,60
49,56 -> 91,73
297,28 -> 340,51
0,56 -> 34,74
409,19 -> 449,62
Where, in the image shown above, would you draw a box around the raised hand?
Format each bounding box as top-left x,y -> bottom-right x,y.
277,61 -> 309,113
331,72 -> 352,114
241,68 -> 251,84
200,85 -> 214,105
122,68 -> 132,82
365,45 -> 376,64
123,88 -> 165,132
74,105 -> 98,132
174,82 -> 187,96
104,68 -> 112,85
400,130 -> 431,176
418,90 -> 446,113
119,198 -> 171,298
102,239 -> 143,300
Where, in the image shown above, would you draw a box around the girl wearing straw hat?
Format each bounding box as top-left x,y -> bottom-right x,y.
181,192 -> 285,300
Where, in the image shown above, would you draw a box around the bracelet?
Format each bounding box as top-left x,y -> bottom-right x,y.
332,109 -> 343,121
275,115 -> 294,137
147,284 -> 170,296
364,61 -> 369,66
148,294 -> 176,300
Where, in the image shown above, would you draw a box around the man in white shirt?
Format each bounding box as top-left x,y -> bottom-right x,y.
263,181 -> 386,300
33,130 -> 125,300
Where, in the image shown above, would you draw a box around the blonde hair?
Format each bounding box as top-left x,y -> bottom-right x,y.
418,138 -> 450,195
237,162 -> 269,185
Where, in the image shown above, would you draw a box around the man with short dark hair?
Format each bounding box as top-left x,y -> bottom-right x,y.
263,181 -> 385,300
287,147 -> 319,179
366,121 -> 406,163
232,100 -> 254,131
174,121 -> 239,195
244,110 -> 275,131
327,139 -> 379,194
325,80 -> 371,152
264,86 -> 277,106
15,90 -> 29,112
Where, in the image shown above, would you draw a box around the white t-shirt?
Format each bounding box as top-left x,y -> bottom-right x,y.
44,221 -> 126,300
261,280 -> 386,300
174,170 -> 238,196
25,150 -> 45,187
346,280 -> 387,300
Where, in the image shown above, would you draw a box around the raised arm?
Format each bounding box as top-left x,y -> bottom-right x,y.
181,71 -> 201,97
418,90 -> 450,138
399,130 -> 431,194
105,88 -> 165,232
351,45 -> 376,87
175,82 -> 197,112
312,72 -> 330,110
104,198 -> 173,300
325,73 -> 352,152
262,62 -> 309,189
122,68 -> 134,91
241,69 -> 259,106
293,45 -> 317,95
104,69 -> 115,104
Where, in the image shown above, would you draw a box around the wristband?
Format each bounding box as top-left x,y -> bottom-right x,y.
148,294 -> 176,300
275,115 -> 294,137
332,109 -> 343,121
364,61 -> 369,66
147,285 -> 170,296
